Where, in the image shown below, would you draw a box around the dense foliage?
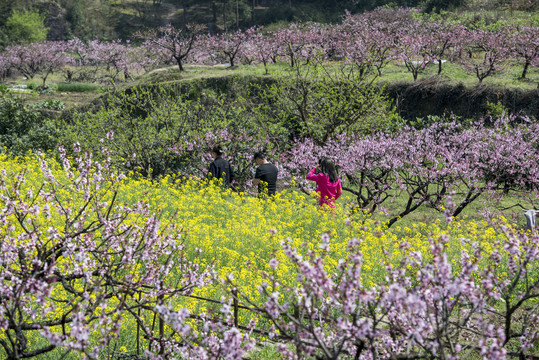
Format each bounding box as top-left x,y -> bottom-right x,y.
58,72 -> 399,177
0,92 -> 58,155
57,80 -> 539,225
0,0 -> 537,45
2,9 -> 48,45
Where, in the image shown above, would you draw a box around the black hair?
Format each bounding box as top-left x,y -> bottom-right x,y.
212,145 -> 224,156
253,151 -> 266,161
319,158 -> 338,183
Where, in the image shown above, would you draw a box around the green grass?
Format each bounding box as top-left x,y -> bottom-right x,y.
149,60 -> 539,91
443,9 -> 539,27
378,60 -> 539,89
56,82 -> 103,92
247,343 -> 285,360
335,182 -> 531,232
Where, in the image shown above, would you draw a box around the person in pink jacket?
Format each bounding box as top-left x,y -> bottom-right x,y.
306,158 -> 342,208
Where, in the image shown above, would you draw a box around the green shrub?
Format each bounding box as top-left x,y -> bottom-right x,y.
59,71 -> 405,178
60,84 -> 214,178
59,81 -> 290,179
258,63 -> 402,144
0,94 -> 59,155
486,100 -> 510,119
28,99 -> 65,110
4,9 -> 48,45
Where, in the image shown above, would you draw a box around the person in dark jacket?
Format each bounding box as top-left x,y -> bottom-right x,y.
208,145 -> 234,187
253,151 -> 278,197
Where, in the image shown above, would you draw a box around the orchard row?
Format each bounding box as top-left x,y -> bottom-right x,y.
0,8 -> 537,86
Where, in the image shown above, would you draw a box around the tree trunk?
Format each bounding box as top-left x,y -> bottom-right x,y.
175,56 -> 185,71
182,1 -> 187,24
223,0 -> 227,32
211,1 -> 217,24
452,191 -> 481,217
521,61 -> 529,79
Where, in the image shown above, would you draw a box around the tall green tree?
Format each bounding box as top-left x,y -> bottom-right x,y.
60,0 -> 117,41
3,9 -> 48,45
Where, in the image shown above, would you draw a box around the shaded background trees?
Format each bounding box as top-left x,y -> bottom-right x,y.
0,0 -> 537,48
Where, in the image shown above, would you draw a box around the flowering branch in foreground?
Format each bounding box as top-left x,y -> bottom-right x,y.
222,221 -> 539,360
0,146 -> 215,359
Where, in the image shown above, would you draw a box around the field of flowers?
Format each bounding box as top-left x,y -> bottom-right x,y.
1,151 -> 538,359
1,5 -> 538,357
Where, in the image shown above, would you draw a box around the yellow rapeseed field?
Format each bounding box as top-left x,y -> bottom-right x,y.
0,154 -> 530,356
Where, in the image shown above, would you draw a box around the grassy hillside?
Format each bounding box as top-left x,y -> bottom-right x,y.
7,60 -> 538,121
